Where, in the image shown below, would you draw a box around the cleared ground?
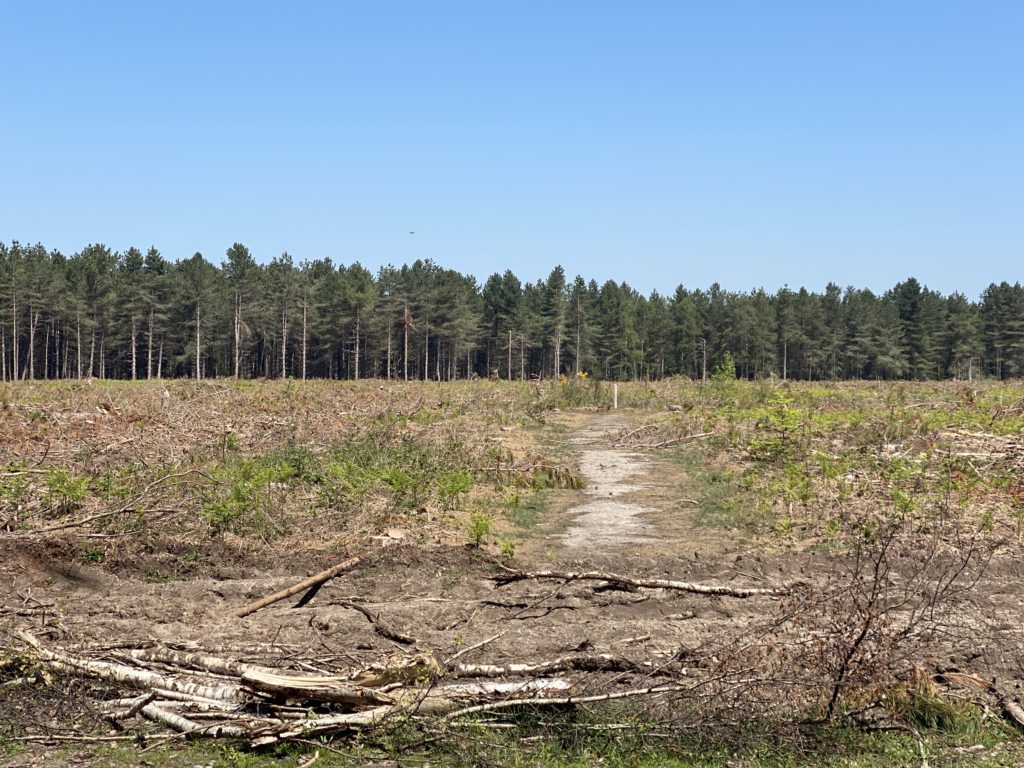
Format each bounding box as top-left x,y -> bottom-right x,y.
3,378 -> 1024,766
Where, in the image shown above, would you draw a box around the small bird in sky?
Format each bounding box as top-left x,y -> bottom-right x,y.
409,231 -> 415,235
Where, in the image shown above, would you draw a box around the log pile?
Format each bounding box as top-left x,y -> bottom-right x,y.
7,564 -> 795,747
14,630 -> 687,747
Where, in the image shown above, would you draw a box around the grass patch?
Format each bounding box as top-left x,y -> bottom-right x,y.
671,447 -> 766,534
25,722 -> 1007,768
501,488 -> 550,532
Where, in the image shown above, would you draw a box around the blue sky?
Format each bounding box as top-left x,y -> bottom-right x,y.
1,1 -> 1021,298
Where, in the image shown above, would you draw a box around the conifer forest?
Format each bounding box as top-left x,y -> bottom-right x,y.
2,240 -> 1021,384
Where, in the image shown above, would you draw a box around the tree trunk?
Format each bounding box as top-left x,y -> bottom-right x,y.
354,315 -> 360,381
234,292 -> 241,379
44,322 -> 51,380
27,308 -> 37,380
195,304 -> 202,380
1,325 -> 6,381
575,296 -> 581,375
130,313 -> 137,380
147,306 -> 154,380
554,326 -> 561,379
301,296 -> 308,381
424,324 -> 429,381
158,338 -> 164,379
280,303 -> 287,379
507,329 -> 512,382
386,315 -> 392,380
11,285 -> 18,382
76,314 -> 82,379
520,334 -> 525,380
403,304 -> 409,382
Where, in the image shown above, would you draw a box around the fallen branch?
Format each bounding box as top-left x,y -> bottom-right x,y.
445,632 -> 505,666
139,703 -> 248,738
236,557 -> 361,618
443,683 -> 688,720
18,632 -> 243,702
453,654 -> 656,678
493,569 -> 791,598
119,647 -> 276,678
334,599 -> 417,645
633,432 -> 714,449
1001,697 -> 1024,730
240,668 -> 392,707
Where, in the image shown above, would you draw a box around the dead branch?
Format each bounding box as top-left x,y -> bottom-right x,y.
1000,697 -> 1024,730
452,654 -> 657,678
139,703 -> 248,738
632,432 -> 714,449
240,668 -> 392,706
334,599 -> 417,645
443,683 -> 688,720
493,568 -> 791,597
236,557 -> 361,618
18,631 -> 244,702
118,647 -> 276,678
444,632 -> 505,666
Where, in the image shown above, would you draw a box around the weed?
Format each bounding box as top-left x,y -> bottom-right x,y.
502,490 -> 548,531
79,545 -> 105,564
468,511 -> 493,546
437,470 -> 473,510
142,569 -> 171,583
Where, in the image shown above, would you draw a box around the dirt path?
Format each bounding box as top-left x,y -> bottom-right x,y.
545,411 -> 740,560
560,413 -> 658,549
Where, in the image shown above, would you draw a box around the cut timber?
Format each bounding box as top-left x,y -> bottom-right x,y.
348,652 -> 445,688
453,654 -> 654,678
236,557 -> 361,618
493,569 -> 791,597
140,703 -> 248,738
443,683 -> 687,720
18,632 -> 243,702
120,647 -> 278,678
240,669 -> 392,706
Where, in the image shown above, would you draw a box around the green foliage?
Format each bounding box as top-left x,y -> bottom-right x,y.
79,545 -> 105,564
437,470 -> 474,510
0,471 -> 30,509
747,389 -> 806,462
44,468 -> 88,514
467,511 -> 493,546
712,350 -> 737,382
6,228 -> 1024,381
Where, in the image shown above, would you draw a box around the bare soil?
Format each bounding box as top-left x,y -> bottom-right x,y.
3,409 -> 1018,680
4,381 -> 1024,764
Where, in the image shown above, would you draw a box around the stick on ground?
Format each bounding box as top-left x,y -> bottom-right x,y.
493,568 -> 792,597
236,557 -> 361,618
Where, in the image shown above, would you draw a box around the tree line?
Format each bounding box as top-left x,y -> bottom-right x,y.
1,240 -> 1022,383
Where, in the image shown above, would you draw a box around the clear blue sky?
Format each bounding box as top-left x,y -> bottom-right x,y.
2,1 -> 1021,298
